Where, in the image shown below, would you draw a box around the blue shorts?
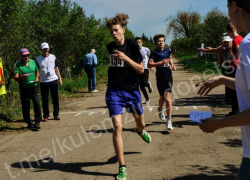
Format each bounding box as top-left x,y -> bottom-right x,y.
105,87 -> 143,117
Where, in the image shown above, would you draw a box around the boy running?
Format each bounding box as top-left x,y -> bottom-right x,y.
105,13 -> 151,180
148,34 -> 176,130
135,37 -> 153,104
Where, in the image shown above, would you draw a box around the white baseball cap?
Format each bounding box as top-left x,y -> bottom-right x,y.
222,36 -> 232,42
41,42 -> 49,49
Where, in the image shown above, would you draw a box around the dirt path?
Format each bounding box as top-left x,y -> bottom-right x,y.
0,58 -> 242,180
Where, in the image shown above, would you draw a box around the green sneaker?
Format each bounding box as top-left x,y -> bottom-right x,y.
116,167 -> 127,180
136,129 -> 152,143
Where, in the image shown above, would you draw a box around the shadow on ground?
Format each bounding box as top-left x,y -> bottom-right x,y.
11,152 -> 141,178
219,139 -> 242,148
173,94 -> 230,108
171,164 -> 238,180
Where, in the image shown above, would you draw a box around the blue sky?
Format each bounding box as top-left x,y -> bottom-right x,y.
72,0 -> 228,45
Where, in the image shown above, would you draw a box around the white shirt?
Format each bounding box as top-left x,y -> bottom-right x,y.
36,54 -> 58,83
140,47 -> 150,69
235,32 -> 250,158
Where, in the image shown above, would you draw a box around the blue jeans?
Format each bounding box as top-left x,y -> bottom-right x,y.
40,80 -> 59,118
84,65 -> 96,92
236,157 -> 250,180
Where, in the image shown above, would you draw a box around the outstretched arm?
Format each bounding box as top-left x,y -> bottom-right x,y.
195,76 -> 235,96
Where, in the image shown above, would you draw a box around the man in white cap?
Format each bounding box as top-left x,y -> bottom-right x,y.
36,42 -> 62,122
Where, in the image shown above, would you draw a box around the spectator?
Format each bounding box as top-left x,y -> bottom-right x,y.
83,49 -> 98,92
36,43 -> 62,122
14,48 -> 42,129
196,0 -> 250,179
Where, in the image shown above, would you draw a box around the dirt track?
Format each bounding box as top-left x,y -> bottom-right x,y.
0,58 -> 242,180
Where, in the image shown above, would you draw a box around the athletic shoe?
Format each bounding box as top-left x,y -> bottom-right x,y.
91,89 -> 98,92
136,128 -> 151,143
167,120 -> 173,130
148,82 -> 153,93
158,108 -> 165,121
54,116 -> 60,120
144,99 -> 150,104
27,123 -> 34,129
42,118 -> 48,122
34,122 -> 41,129
116,167 -> 127,180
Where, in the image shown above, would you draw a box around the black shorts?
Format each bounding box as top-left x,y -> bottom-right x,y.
156,75 -> 173,96
139,69 -> 149,86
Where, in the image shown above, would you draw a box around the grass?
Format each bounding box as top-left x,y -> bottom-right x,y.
0,64 -> 109,131
174,53 -> 222,74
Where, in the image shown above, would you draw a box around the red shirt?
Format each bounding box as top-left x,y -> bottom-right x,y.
231,35 -> 243,67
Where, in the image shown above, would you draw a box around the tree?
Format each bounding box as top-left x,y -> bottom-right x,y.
201,7 -> 230,48
165,10 -> 201,39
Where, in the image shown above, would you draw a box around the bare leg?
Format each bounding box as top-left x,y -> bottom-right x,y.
132,113 -> 145,133
112,114 -> 125,166
159,96 -> 165,109
165,92 -> 172,118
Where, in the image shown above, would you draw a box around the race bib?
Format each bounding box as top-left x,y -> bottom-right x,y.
109,55 -> 124,67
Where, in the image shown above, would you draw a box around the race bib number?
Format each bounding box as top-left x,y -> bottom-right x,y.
109,55 -> 124,67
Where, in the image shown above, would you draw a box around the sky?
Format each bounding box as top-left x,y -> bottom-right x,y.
72,0 -> 228,45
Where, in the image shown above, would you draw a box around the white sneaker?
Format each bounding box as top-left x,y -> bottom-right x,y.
91,89 -> 98,92
158,108 -> 165,121
148,82 -> 153,93
144,99 -> 150,104
167,120 -> 173,130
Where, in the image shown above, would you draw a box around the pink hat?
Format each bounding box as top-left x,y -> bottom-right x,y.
20,48 -> 30,55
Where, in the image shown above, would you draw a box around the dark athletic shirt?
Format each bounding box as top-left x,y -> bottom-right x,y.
106,39 -> 142,90
150,48 -> 172,77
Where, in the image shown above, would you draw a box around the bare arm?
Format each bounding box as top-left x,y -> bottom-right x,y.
198,47 -> 221,53
35,71 -> 40,82
55,67 -> 62,86
199,108 -> 250,133
113,50 -> 144,75
169,56 -> 176,71
195,76 -> 236,96
14,74 -> 28,82
147,58 -> 169,68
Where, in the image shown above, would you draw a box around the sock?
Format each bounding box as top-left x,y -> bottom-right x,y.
119,165 -> 126,169
167,116 -> 172,121
158,107 -> 162,112
136,128 -> 143,135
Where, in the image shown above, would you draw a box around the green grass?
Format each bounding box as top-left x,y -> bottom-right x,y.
0,64 -> 109,131
175,53 -> 222,74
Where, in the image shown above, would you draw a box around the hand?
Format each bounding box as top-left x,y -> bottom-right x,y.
59,79 -> 62,86
35,78 -> 39,83
199,117 -> 221,133
195,76 -> 223,96
172,65 -> 176,71
161,59 -> 170,65
113,50 -> 129,62
22,75 -> 28,80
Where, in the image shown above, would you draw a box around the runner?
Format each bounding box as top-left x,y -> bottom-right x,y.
135,37 -> 153,104
197,0 -> 250,179
148,34 -> 176,130
105,13 -> 151,180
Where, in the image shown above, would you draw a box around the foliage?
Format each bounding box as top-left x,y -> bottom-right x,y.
166,9 -> 201,39
170,7 -> 231,54
0,0 -> 154,128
